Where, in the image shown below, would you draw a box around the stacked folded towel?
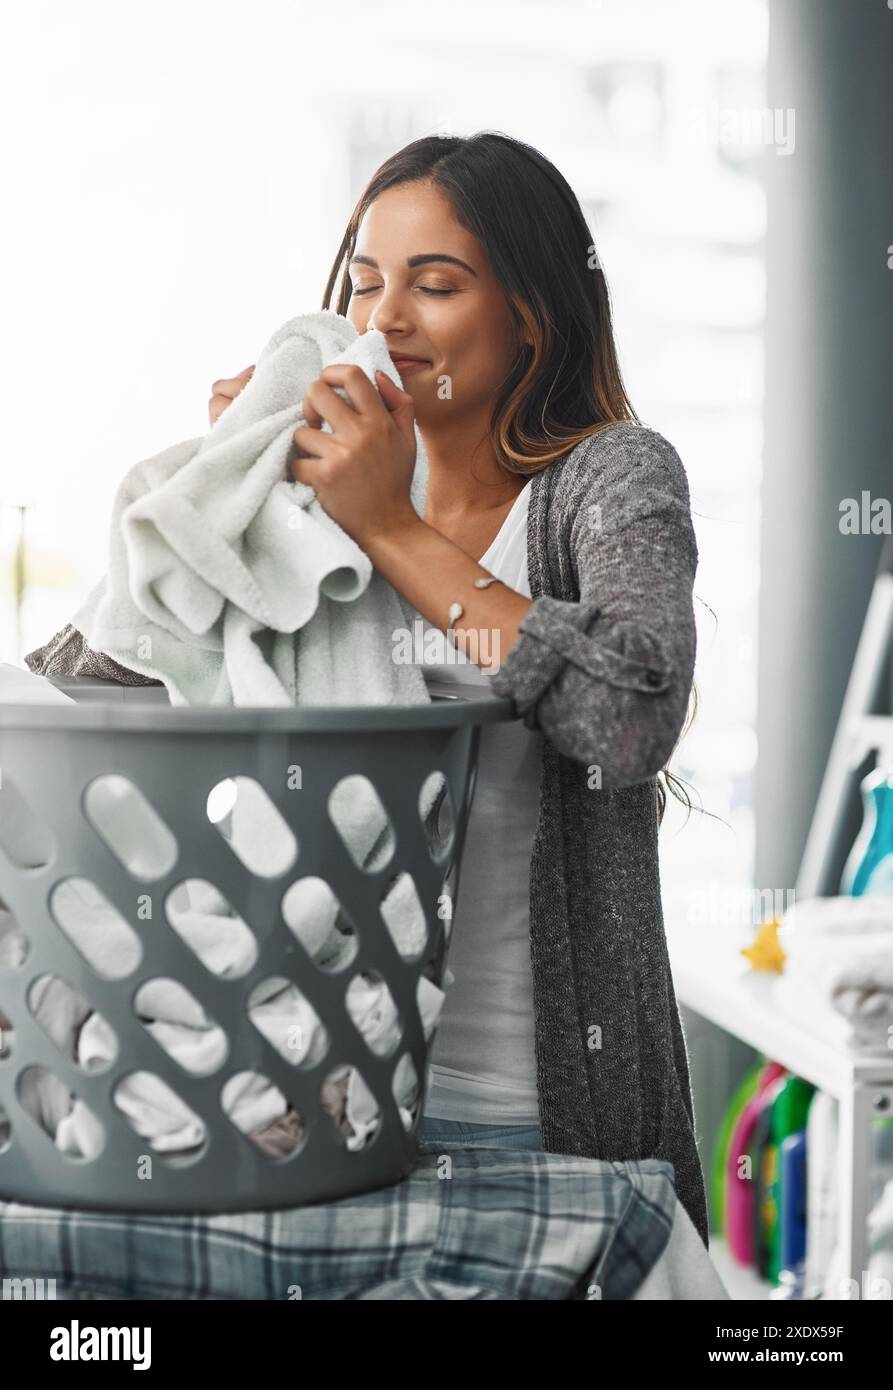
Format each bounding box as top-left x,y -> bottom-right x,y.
774,896 -> 893,1054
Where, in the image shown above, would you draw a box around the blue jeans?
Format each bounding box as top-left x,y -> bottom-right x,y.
415,1116 -> 543,1151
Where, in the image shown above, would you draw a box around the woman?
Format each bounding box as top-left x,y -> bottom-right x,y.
34,132 -> 709,1247
276,131 -> 705,1245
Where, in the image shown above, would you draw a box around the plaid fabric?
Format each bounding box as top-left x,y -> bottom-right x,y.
0,1148 -> 677,1301
24,623 -> 164,686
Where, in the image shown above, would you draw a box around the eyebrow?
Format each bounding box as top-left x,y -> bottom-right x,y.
349,252 -> 478,277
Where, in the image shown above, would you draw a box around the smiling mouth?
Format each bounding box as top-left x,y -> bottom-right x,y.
390,357 -> 430,377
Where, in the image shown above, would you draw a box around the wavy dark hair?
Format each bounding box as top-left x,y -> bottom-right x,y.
322,130 -> 697,824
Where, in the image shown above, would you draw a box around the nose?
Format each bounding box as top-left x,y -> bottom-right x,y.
365,283 -> 414,337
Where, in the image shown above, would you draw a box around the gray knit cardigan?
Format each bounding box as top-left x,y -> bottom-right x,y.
486,421 -> 709,1248
25,419 -> 709,1247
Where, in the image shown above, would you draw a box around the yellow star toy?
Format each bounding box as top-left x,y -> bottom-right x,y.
741,915 -> 786,973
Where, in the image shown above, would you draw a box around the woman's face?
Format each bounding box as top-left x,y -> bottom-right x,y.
346,180 -> 525,433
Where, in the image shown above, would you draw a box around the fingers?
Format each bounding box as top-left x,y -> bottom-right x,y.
208,394 -> 231,426
301,377 -> 359,433
208,364 -> 255,425
300,363 -> 395,437
317,364 -> 382,415
374,369 -> 416,443
210,365 -> 255,399
374,369 -> 411,412
210,361 -> 398,437
291,424 -> 334,485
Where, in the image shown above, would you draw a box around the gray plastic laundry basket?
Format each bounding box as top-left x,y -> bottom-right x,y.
0,679 -> 513,1213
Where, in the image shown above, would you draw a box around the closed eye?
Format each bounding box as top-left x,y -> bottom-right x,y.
351,285 -> 456,297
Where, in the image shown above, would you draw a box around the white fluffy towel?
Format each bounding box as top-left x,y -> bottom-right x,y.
71,311 -> 431,707
774,894 -> 893,1051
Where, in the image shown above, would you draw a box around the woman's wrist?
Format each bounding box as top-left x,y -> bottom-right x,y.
362,509 -> 428,567
361,511 -> 533,675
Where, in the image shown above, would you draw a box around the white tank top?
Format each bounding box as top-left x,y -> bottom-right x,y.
411,481 -> 543,1123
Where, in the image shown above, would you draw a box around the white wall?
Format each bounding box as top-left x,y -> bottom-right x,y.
0,0 -> 768,907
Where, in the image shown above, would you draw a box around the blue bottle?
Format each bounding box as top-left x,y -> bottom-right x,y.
841,760 -> 893,896
771,1132 -> 808,1301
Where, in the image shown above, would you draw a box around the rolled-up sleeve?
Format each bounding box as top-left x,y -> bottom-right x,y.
487,426 -> 699,787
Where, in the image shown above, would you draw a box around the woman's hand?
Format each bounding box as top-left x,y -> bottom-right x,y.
291,365 -> 419,551
208,364 -> 255,426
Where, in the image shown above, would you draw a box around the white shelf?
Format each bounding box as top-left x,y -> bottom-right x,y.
683,543 -> 893,1294
668,918 -> 893,1294
668,922 -> 893,1100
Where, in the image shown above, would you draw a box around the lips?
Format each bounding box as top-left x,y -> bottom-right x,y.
389,354 -> 429,367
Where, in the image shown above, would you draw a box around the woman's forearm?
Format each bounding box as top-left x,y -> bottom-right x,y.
364,514 -> 533,676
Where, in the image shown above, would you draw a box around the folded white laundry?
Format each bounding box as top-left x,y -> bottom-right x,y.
776,895 -> 893,1035
793,941 -> 893,1023
70,311 -> 432,709
772,971 -> 893,1055
779,894 -> 893,947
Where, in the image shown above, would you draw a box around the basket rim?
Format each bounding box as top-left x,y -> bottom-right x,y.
0,692 -> 517,735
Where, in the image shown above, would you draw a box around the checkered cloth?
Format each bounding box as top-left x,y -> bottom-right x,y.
0,1147 -> 677,1300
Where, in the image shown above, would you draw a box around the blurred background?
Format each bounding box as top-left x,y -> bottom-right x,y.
1,0 -> 891,1293
0,0 -> 769,902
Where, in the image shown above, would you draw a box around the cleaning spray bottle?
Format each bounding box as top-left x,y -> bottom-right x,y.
841,726 -> 893,896
767,1076 -> 815,1293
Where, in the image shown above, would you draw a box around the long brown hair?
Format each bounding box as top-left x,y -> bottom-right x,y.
322,131 -> 697,823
